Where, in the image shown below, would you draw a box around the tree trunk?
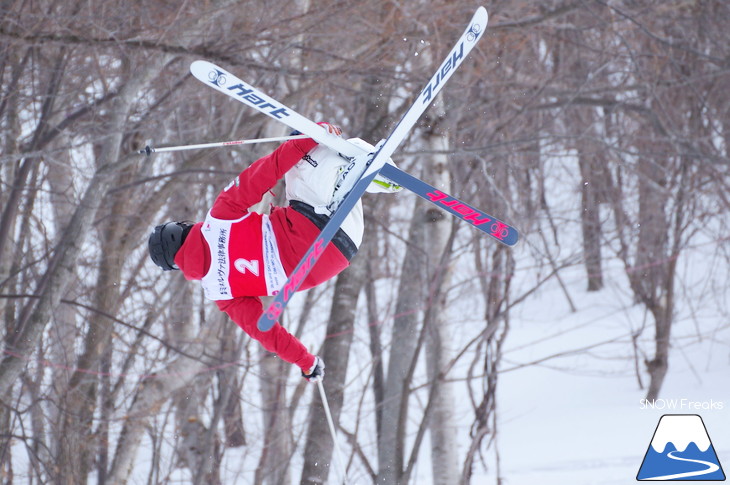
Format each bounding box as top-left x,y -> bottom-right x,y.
377,197 -> 428,485
634,152 -> 671,400
256,350 -> 293,485
220,324 -> 247,449
0,61 -> 165,397
423,131 -> 459,485
107,341 -> 217,483
577,144 -> 604,291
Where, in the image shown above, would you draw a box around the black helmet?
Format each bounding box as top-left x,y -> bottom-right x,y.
148,222 -> 192,271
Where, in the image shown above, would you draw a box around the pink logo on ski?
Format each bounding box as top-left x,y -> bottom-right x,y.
282,239 -> 326,300
265,302 -> 283,323
489,221 -> 509,240
427,190 -> 494,228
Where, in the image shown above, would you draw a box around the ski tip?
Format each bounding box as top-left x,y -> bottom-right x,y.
475,6 -> 488,24
190,60 -> 233,92
471,7 -> 489,39
257,317 -> 276,332
487,223 -> 519,247
486,227 -> 519,247
258,304 -> 280,331
190,59 -> 212,72
502,232 -> 519,247
190,60 -> 215,80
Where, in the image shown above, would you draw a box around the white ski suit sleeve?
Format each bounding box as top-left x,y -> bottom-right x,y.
284,138 -> 371,248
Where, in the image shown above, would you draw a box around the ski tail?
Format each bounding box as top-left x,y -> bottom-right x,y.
257,7 -> 489,331
379,164 -> 519,246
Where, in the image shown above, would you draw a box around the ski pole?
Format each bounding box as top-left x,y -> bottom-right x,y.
138,134 -> 308,155
317,380 -> 348,485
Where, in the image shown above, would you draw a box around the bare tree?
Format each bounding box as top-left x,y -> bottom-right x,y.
422,127 -> 460,485
1,1 -> 728,484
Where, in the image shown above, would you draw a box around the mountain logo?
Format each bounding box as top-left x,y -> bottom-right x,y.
637,414 -> 725,481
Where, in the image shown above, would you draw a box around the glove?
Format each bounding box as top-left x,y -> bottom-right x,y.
317,122 -> 342,136
302,356 -> 325,383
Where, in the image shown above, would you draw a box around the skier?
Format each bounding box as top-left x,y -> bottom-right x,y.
148,123 -> 399,382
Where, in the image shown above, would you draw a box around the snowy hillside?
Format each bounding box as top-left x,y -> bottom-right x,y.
481,247 -> 729,485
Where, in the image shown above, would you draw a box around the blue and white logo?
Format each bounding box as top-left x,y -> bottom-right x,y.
208,69 -> 227,87
637,414 -> 725,481
466,22 -> 482,42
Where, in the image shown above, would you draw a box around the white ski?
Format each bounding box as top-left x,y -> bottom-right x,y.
190,62 -> 360,158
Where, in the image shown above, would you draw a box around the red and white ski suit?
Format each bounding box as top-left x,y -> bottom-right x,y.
174,135 -> 361,373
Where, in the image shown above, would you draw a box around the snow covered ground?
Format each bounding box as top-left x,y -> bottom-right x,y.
476,245 -> 729,485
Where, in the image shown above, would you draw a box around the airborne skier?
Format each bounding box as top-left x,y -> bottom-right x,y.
147,122 -> 399,382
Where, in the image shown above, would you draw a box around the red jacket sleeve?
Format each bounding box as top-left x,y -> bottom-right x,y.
216,297 -> 315,372
210,137 -> 318,219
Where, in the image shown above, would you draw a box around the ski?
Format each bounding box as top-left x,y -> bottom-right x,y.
379,163 -> 519,246
256,7 -> 489,331
190,61 -> 360,158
